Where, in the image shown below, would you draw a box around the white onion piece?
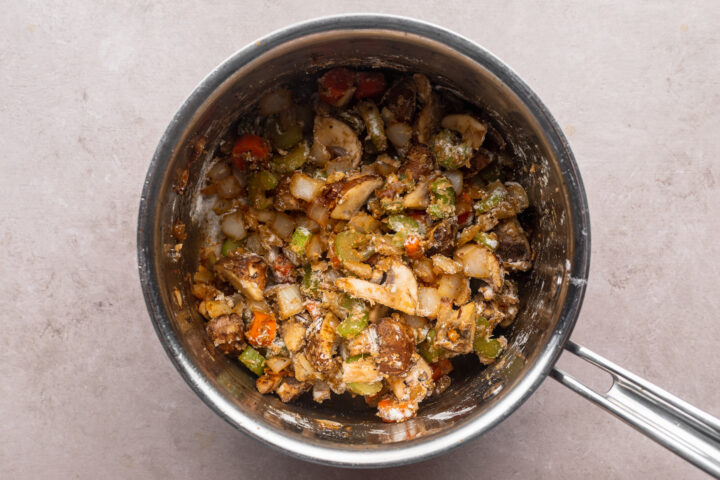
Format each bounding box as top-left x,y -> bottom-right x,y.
265,356 -> 292,374
295,214 -> 320,233
208,161 -> 231,182
276,284 -> 304,319
309,141 -> 331,165
221,212 -> 247,240
444,170 -> 463,195
307,201 -> 330,226
306,234 -> 325,261
386,122 -> 413,149
244,233 -> 263,254
289,172 -> 324,201
216,175 -> 241,199
270,212 -> 296,241
259,89 -> 292,116
416,286 -> 441,319
249,207 -> 275,223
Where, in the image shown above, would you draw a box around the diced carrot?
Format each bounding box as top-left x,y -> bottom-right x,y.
232,134 -> 270,169
404,234 -> 423,259
430,358 -> 453,381
305,300 -> 323,319
272,255 -> 295,282
246,311 -> 277,348
377,398 -> 417,423
318,68 -> 356,106
354,72 -> 386,99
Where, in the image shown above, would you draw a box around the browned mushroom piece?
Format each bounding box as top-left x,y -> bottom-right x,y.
305,313 -> 340,373
330,174 -> 383,220
398,144 -> 436,182
205,313 -> 246,355
376,317 -> 415,375
427,217 -> 458,256
435,302 -> 476,354
275,377 -> 312,403
382,77 -> 417,124
274,174 -> 305,212
494,217 -> 532,271
214,253 -> 268,301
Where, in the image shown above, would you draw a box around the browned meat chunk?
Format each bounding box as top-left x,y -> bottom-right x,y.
376,317 -> 415,375
214,253 -> 268,301
205,313 -> 246,355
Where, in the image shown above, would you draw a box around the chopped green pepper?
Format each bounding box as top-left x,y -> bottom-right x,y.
345,353 -> 369,363
239,346 -> 265,376
380,198 -> 405,214
474,336 -> 504,360
432,129 -> 473,169
357,101 -> 387,151
427,176 -> 456,219
289,226 -> 312,256
221,237 -> 242,256
474,180 -> 507,214
418,329 -> 443,364
347,381 -> 383,396
337,295 -> 370,338
337,314 -> 369,338
267,118 -> 304,151
248,170 -> 278,209
474,231 -> 499,251
271,142 -> 309,173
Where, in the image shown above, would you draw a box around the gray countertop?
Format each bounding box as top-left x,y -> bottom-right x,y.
2,2 -> 719,478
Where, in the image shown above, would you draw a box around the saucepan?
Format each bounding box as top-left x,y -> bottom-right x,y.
137,14 -> 720,475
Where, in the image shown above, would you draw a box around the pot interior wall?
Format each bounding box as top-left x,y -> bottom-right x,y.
150,29 -> 577,448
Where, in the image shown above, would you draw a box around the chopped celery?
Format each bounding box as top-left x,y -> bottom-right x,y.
347,381 -> 383,396
267,118 -> 304,150
334,230 -> 374,263
248,170 -> 278,209
221,238 -> 242,256
239,346 -> 265,376
301,265 -> 319,295
387,214 -> 420,235
418,329 -> 442,364
337,309 -> 369,338
474,231 -> 499,251
474,336 -> 504,359
289,226 -> 312,256
271,142 -> 309,173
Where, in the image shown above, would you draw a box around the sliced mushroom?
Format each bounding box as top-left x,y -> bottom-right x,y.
415,92 -> 442,145
214,253 -> 268,301
376,317 -> 415,375
441,114 -> 488,149
205,313 -> 246,355
454,243 -> 503,289
386,353 -> 433,403
275,377 -> 311,403
335,261 -> 418,315
313,116 -> 362,168
381,77 -> 417,124
435,301 -> 476,354
399,144 -> 435,182
427,217 -> 458,256
330,174 -> 383,220
494,217 -> 532,271
305,313 -> 340,373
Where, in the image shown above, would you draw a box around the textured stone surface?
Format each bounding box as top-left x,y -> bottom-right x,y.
1,2 -> 719,478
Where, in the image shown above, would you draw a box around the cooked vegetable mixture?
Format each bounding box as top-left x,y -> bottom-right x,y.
190,69 -> 532,423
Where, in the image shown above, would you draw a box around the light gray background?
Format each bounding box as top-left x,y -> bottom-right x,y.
2,1 -> 718,478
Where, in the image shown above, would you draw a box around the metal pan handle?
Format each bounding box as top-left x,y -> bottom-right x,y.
551,340 -> 720,478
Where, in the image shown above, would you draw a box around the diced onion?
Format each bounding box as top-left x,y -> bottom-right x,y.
259,89 -> 292,116
244,233 -> 263,254
386,122 -> 413,149
289,172 -> 324,201
295,214 -> 320,233
445,170 -> 463,195
208,161 -> 231,182
276,284 -> 304,319
270,212 -> 296,241
307,200 -> 330,226
265,356 -> 292,374
216,175 -> 241,199
221,212 -> 247,240
306,234 -> 325,261
416,286 -> 440,318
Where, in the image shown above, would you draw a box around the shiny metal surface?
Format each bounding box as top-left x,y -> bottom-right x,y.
551,343 -> 720,478
136,14 -> 714,471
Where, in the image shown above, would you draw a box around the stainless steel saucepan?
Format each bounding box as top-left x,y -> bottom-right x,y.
137,14 -> 720,475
